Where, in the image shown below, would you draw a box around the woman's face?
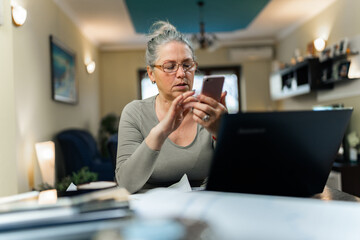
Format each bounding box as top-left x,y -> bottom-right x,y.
147,41 -> 195,101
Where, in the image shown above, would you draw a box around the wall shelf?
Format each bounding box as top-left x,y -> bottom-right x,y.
270,52 -> 359,100
319,52 -> 359,86
321,77 -> 360,85
270,58 -> 329,100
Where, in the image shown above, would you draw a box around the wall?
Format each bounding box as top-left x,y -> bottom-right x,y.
276,0 -> 360,134
100,46 -> 275,117
196,48 -> 275,111
0,0 -> 100,196
0,0 -> 18,196
100,50 -> 145,117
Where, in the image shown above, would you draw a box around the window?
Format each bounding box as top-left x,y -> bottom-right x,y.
138,66 -> 241,113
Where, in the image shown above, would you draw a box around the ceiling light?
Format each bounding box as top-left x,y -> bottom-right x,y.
191,1 -> 218,50
314,38 -> 326,52
11,1 -> 27,26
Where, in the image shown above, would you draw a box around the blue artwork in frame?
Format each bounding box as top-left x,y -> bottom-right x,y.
0,0 -> 3,26
50,35 -> 77,104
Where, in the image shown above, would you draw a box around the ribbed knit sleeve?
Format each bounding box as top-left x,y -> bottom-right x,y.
115,100 -> 159,193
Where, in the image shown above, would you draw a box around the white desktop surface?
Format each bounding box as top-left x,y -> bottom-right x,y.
131,188 -> 360,240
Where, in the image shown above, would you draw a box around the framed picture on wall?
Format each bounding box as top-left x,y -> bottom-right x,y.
0,0 -> 3,25
338,61 -> 350,78
50,35 -> 78,104
319,47 -> 331,62
338,38 -> 349,55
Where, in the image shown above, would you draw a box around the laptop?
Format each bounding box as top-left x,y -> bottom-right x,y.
206,109 -> 353,197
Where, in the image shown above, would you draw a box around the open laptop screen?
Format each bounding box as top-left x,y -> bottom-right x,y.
206,109 -> 352,197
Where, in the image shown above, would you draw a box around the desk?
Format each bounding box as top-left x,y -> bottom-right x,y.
132,187 -> 360,240
1,187 -> 360,240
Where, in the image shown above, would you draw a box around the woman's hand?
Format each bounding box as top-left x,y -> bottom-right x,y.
159,90 -> 197,136
184,91 -> 227,137
145,90 -> 197,150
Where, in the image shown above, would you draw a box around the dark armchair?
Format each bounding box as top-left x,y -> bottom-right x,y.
107,133 -> 118,171
55,129 -> 114,182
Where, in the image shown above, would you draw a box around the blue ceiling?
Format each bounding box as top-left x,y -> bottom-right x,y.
125,0 -> 270,34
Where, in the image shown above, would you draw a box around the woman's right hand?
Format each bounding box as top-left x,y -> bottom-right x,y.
145,90 -> 197,150
159,90 -> 197,135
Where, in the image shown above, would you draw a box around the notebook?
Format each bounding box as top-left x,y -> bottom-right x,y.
206,109 -> 353,197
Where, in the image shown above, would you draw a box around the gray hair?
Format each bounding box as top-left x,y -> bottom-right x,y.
145,21 -> 195,68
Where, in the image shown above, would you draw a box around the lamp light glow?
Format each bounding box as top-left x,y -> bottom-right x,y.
86,61 -> 96,74
314,38 -> 326,52
38,189 -> 58,205
11,1 -> 27,26
35,141 -> 55,186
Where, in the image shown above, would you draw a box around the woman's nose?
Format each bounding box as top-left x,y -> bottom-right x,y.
175,64 -> 186,77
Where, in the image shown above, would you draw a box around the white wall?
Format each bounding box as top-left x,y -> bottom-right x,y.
100,47 -> 275,117
0,0 -> 18,196
276,0 -> 360,134
0,0 -> 101,196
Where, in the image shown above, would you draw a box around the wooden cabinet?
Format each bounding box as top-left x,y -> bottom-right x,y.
332,161 -> 360,197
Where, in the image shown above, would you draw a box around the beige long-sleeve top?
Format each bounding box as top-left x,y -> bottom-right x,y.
115,95 -> 214,193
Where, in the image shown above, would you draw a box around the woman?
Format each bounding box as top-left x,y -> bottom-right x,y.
115,21 -> 227,193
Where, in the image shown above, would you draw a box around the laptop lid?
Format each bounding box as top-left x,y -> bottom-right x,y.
206,109 -> 353,197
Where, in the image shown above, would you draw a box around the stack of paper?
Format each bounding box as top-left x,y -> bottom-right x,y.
0,187 -> 132,232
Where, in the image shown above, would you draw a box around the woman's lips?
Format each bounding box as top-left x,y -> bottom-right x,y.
173,83 -> 189,90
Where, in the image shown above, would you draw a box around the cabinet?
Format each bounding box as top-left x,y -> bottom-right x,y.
332,161 -> 360,197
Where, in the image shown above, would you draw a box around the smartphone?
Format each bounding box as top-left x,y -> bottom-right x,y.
200,75 -> 225,102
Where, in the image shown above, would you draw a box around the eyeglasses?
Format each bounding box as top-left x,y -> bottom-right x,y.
152,61 -> 198,73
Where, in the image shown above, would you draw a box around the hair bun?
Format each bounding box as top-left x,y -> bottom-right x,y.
148,21 -> 178,40
145,20 -> 195,68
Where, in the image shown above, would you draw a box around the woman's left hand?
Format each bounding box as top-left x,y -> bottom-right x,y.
184,91 -> 227,137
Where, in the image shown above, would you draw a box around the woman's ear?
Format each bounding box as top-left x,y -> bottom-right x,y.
147,66 -> 156,84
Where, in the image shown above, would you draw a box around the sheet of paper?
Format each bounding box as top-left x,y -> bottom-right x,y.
168,174 -> 192,192
66,182 -> 77,191
130,174 -> 192,203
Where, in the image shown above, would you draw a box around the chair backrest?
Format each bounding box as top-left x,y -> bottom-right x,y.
107,133 -> 118,171
55,129 -> 102,175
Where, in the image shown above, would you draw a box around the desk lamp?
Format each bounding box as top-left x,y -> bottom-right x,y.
35,141 -> 55,187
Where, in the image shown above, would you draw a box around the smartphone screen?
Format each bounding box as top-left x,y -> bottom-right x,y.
200,75 -> 225,102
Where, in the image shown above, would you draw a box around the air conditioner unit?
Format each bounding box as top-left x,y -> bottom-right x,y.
228,46 -> 273,62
